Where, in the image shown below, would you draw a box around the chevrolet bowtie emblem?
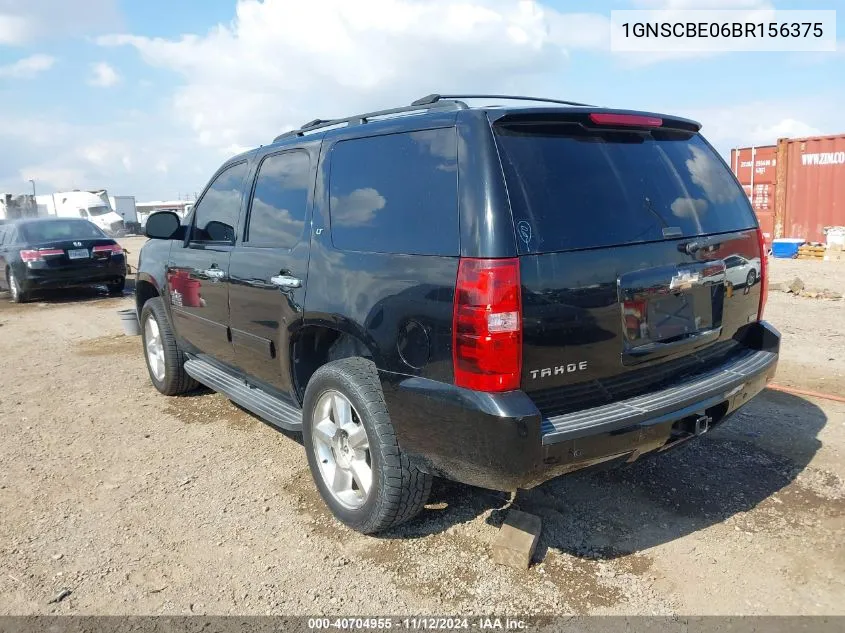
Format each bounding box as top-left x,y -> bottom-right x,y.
670,270 -> 701,291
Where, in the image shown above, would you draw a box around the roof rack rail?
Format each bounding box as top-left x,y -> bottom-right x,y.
411,93 -> 595,108
273,99 -> 468,143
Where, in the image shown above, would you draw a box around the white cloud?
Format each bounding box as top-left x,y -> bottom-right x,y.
88,61 -> 120,87
0,13 -> 33,44
98,0 -> 609,153
680,99 -> 838,156
0,0 -> 121,45
18,166 -> 86,191
0,111 -> 201,200
755,119 -> 822,143
78,141 -> 125,167
330,188 -> 387,227
633,0 -> 772,8
0,53 -> 55,78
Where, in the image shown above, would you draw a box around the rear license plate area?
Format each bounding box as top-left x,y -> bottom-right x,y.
648,293 -> 696,340
68,248 -> 89,260
620,262 -> 725,348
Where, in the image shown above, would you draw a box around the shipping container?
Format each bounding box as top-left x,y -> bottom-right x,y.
780,134 -> 845,243
730,145 -> 777,248
731,133 -> 845,244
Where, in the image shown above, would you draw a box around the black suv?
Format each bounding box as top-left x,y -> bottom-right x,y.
136,94 -> 780,534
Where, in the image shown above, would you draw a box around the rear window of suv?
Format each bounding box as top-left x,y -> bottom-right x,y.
494,122 -> 756,254
328,128 -> 459,256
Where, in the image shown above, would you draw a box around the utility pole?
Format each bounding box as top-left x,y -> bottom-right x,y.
28,179 -> 36,197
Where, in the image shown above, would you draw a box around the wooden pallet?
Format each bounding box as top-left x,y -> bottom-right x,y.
798,245 -> 826,260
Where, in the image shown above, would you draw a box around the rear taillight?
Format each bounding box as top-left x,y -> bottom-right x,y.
20,249 -> 64,262
453,258 -> 522,392
589,113 -> 663,127
93,244 -> 123,255
756,228 -> 768,320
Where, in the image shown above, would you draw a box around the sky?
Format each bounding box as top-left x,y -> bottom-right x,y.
0,0 -> 842,201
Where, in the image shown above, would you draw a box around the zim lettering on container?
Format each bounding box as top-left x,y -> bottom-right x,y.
801,151 -> 845,166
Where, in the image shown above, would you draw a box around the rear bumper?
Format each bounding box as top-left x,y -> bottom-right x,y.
382,321 -> 780,491
19,258 -> 127,290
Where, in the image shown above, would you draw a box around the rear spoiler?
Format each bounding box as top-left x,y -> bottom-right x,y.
489,108 -> 702,133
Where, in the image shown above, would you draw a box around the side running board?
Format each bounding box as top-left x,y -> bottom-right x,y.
184,358 -> 302,432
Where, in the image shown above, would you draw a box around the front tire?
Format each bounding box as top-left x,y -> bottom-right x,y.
746,269 -> 757,287
140,297 -> 198,395
302,357 -> 432,534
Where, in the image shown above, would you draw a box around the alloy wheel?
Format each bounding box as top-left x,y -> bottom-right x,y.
311,390 -> 373,509
8,273 -> 19,301
144,316 -> 166,382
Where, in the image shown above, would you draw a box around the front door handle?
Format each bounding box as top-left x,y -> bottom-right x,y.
203,268 -> 226,280
270,274 -> 302,289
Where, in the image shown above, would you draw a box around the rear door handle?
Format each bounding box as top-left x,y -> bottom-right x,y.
270,274 -> 302,289
203,268 -> 226,280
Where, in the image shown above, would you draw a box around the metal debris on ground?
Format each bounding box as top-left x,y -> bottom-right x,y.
47,588 -> 71,604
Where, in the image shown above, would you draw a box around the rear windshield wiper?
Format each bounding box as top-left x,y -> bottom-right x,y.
679,235 -> 725,255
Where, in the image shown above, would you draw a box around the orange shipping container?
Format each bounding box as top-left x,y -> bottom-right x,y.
780,134 -> 845,243
730,145 -> 777,247
731,135 -> 845,243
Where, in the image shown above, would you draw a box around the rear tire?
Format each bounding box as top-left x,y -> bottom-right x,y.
107,277 -> 126,295
140,297 -> 198,395
7,269 -> 27,303
302,357 -> 432,534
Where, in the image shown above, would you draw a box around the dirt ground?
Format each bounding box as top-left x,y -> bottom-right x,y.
0,245 -> 843,616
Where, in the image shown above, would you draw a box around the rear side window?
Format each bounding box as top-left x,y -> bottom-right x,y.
21,220 -> 104,242
246,151 -> 310,248
494,123 -> 756,253
329,128 -> 459,255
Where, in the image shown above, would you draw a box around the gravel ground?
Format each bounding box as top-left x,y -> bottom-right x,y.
766,258 -> 845,393
0,248 -> 843,616
769,257 -> 845,296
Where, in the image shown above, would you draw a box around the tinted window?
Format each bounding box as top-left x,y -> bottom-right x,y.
192,161 -> 249,242
495,124 -> 756,254
329,128 -> 459,255
247,151 -> 310,248
20,220 -> 104,242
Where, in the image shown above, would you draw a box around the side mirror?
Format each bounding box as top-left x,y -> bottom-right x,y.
145,211 -> 182,240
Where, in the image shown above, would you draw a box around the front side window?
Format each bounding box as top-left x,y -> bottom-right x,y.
191,161 -> 249,243
328,128 -> 459,256
88,205 -> 111,217
246,151 -> 310,248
